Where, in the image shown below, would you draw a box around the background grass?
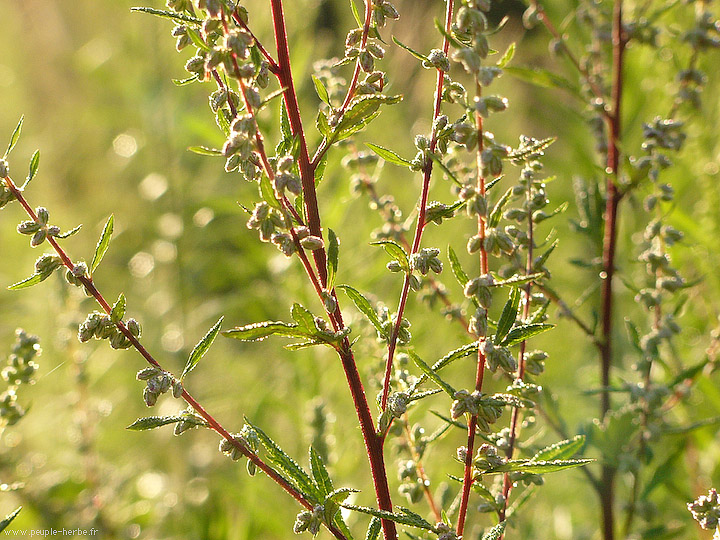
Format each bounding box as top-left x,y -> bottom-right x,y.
1,1 -> 719,538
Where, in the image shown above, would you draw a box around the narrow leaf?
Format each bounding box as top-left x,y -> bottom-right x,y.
91,214 -> 114,273
188,146 -> 223,156
172,75 -> 199,86
482,522 -> 506,540
259,174 -> 281,210
337,285 -> 384,335
429,154 -> 463,186
497,42 -> 515,67
494,288 -> 520,344
126,415 -> 207,431
365,143 -> 412,168
315,153 -> 328,185
186,27 -> 211,52
484,458 -> 594,474
310,446 -> 334,497
391,36 -> 428,61
182,317 -> 223,379
365,517 -> 382,540
432,342 -> 479,373
291,304 -> 316,333
491,272 -> 544,287
504,66 -> 581,98
316,111 -> 332,138
4,115 -> 23,158
110,293 -> 126,323
312,75 -> 331,105
341,504 -> 434,530
8,272 -> 49,291
223,321 -> 313,341
408,351 -> 456,397
0,507 -> 21,533
532,435 -> 586,461
327,228 -> 339,289
433,18 -> 464,49
488,187 -> 513,228
325,487 -> 358,504
249,420 -> 321,501
130,6 -> 202,24
349,0 -> 363,26
216,108 -> 231,136
26,150 -> 40,185
56,224 -> 82,239
499,323 -> 554,347
447,245 -> 470,287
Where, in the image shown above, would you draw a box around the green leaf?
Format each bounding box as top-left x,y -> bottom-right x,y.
507,137 -> 556,161
341,504 -> 434,530
126,414 -> 207,431
312,75 -> 331,105
0,507 -> 21,533
325,487 -> 357,505
310,446 -> 334,497
472,481 -> 496,503
259,86 -> 288,110
188,146 -> 223,156
349,0 -> 363,26
491,273 -> 544,287
216,108 -> 231,136
488,187 -> 513,228
532,435 -> 586,461
25,150 -> 40,186
56,224 -> 82,239
182,317 -> 224,379
391,36 -> 428,62
172,75 -> 199,86
365,517 -> 381,540
4,115 -> 23,158
447,245 -> 470,287
337,285 -> 384,335
433,18 -> 464,49
259,174 -> 282,210
91,214 -> 114,273
222,321 -> 314,342
186,27 -> 211,52
429,154 -> 463,186
365,143 -> 412,168
497,42 -> 515,67
291,303 -> 316,333
280,102 -> 292,141
335,95 -> 402,136
408,350 -> 456,397
482,522 -> 506,540
8,272 -> 50,290
484,458 -> 594,475
315,153 -> 328,185
499,323 -> 554,347
504,67 -> 581,98
110,293 -> 126,323
432,342 -> 479,373
370,239 -> 410,272
249,420 -> 321,501
130,6 -> 202,24
327,229 -> 339,289
316,111 -> 332,138
494,287 -> 520,344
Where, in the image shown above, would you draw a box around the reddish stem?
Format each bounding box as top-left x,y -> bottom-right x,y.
381,0 -> 454,411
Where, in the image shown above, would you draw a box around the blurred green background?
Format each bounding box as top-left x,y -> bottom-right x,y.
1,0 -> 719,539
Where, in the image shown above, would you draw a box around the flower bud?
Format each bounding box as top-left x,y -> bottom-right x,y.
0,159 -> 9,178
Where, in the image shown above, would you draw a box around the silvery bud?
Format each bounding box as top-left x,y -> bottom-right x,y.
30,229 -> 47,247
136,367 -> 159,381
172,379 -> 184,398
34,254 -> 62,275
17,220 -> 40,234
0,159 -> 9,177
359,50 -> 375,73
423,49 -> 450,72
143,387 -> 158,407
301,235 -> 324,251
387,391 -> 410,418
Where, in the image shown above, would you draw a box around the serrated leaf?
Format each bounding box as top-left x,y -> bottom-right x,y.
532,435 -> 586,462
488,187 -> 513,228
391,36 -> 428,61
249,420 -> 321,501
335,95 -> 402,135
316,111 -> 332,138
0,507 -> 21,533
110,293 -> 126,323
181,317 -> 223,379
499,323 -> 554,347
91,214 -> 114,273
216,108 -> 231,136
370,239 -> 410,272
365,143 -> 412,168
130,6 -> 202,24
188,146 -> 223,156
312,75 -> 331,105
408,350 -> 455,397
447,245 -> 470,287
365,517 -> 381,540
56,224 -> 82,239
126,414 -> 207,431
291,304 -> 316,333
432,342 -> 479,373
310,446 -> 334,497
341,504 -> 434,530
259,174 -> 281,210
4,115 -> 23,158
497,42 -> 515,67
325,487 -> 359,505
337,285 -> 384,335
482,522 -> 506,540
491,273 -> 544,287
507,137 -> 556,161
223,321 -> 313,341
327,229 -> 339,289
26,150 -> 40,185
